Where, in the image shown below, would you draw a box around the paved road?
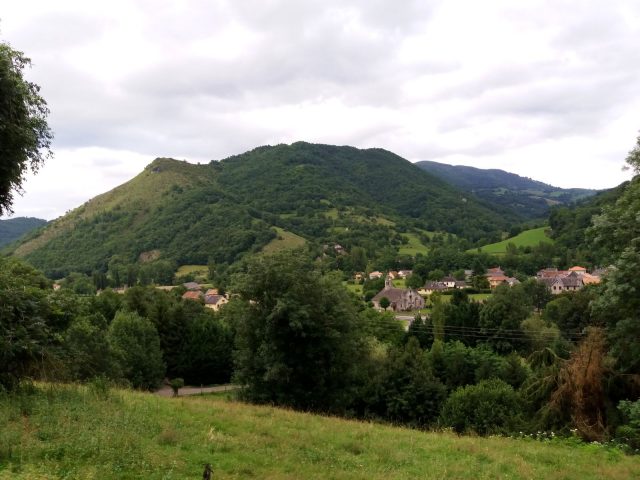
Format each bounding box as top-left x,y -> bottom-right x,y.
155,384 -> 239,397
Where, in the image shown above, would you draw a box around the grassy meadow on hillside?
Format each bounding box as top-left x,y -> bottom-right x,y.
262,227 -> 307,254
476,227 -> 554,254
1,384 -> 638,480
398,233 -> 430,256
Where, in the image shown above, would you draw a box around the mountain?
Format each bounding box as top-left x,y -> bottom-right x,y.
416,160 -> 599,220
0,216 -> 47,247
10,142 -> 515,277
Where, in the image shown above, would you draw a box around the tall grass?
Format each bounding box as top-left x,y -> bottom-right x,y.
1,383 -> 638,479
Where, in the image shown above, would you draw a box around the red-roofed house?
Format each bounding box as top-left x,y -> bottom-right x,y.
182,291 -> 203,301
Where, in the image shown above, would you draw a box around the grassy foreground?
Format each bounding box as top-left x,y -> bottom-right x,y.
1,384 -> 638,480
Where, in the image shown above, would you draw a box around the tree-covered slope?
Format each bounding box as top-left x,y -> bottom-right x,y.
11,143 -> 515,276
216,142 -> 515,235
416,160 -> 599,220
0,216 -> 46,247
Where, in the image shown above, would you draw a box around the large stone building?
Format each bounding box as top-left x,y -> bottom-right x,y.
536,266 -> 601,294
372,276 -> 425,312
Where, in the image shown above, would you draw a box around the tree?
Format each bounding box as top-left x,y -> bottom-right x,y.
64,314 -> 118,381
371,338 -> 446,426
0,257 -> 53,389
405,272 -> 423,289
228,250 -> 366,412
379,296 -> 390,310
107,310 -> 165,390
624,133 -> 640,174
479,285 -> 531,353
0,42 -> 52,215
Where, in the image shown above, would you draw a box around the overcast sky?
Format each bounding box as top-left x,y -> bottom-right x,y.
2,0 -> 639,220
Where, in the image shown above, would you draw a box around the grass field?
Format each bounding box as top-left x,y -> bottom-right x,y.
262,227 -> 307,254
1,384 -> 638,479
175,264 -> 209,280
398,233 -> 430,256
476,227 -> 554,255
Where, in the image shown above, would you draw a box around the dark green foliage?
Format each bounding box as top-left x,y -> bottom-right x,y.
64,314 -> 118,381
169,377 -> 184,397
61,272 -> 96,295
588,172 -> 640,374
549,182 -> 627,266
441,289 -> 481,346
107,311 -> 165,390
405,272 -> 423,289
0,217 -> 46,247
591,242 -> 640,373
176,313 -> 233,385
378,296 -> 390,310
543,288 -> 597,336
439,379 -> 523,435
406,315 -> 434,349
229,250 -> 366,412
360,308 -> 404,346
365,338 -> 447,427
479,285 -> 531,353
0,43 -> 52,215
616,399 -> 640,449
89,289 -> 123,322
0,258 -> 54,389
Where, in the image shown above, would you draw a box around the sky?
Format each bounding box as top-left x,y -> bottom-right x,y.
2,0 -> 639,220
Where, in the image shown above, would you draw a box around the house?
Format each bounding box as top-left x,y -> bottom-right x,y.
205,288 -> 219,296
397,270 -> 413,279
372,276 -> 425,312
183,282 -> 200,291
485,267 -> 518,289
354,273 -> 364,282
334,244 -> 347,255
486,267 -> 505,277
536,266 -> 604,294
204,294 -> 228,311
441,276 -> 457,288
418,281 -> 448,296
487,274 -> 519,289
454,280 -> 468,289
464,270 -> 473,280
539,271 -> 585,294
388,271 -> 399,279
182,290 -> 203,301
568,266 -> 587,275
581,273 -> 602,285
369,271 -> 384,280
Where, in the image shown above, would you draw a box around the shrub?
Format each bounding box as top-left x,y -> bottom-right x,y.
439,379 -> 523,435
616,399 -> 640,449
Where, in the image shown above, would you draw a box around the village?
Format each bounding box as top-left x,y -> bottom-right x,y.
364,265 -> 604,313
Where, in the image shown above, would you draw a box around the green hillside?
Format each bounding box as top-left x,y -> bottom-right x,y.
2,384 -> 637,479
476,227 -> 554,254
10,143 -> 514,277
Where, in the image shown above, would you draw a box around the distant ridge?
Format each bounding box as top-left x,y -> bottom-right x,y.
416,160 -> 599,220
0,216 -> 47,247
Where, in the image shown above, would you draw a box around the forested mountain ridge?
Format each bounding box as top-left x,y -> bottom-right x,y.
0,216 -> 47,247
9,142 -> 515,277
416,160 -> 599,220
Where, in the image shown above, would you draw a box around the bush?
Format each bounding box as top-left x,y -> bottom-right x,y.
616,399 -> 640,449
439,379 -> 523,435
